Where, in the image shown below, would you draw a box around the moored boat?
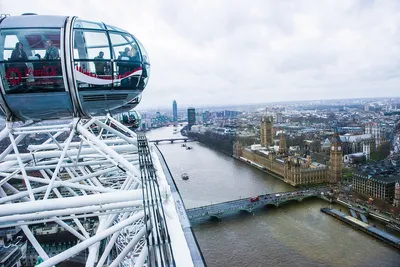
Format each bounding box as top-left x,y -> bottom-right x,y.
181,173 -> 189,180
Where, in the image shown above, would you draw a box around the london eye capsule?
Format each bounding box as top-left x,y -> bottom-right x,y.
116,110 -> 141,129
0,14 -> 150,121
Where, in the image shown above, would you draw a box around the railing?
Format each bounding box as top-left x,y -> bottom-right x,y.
137,134 -> 176,266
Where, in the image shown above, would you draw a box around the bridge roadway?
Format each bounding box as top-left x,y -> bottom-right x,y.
186,188 -> 331,220
149,137 -> 193,144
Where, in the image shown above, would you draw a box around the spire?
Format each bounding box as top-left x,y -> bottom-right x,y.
279,128 -> 286,154
331,122 -> 341,145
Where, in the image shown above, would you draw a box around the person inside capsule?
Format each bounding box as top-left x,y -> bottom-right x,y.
119,47 -> 130,60
43,40 -> 59,60
42,40 -> 61,78
117,46 -> 141,87
8,42 -> 28,85
117,47 -> 131,76
128,46 -> 139,61
10,42 -> 28,61
94,51 -> 106,75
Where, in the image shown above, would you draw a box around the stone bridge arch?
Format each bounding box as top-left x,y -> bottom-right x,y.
238,208 -> 253,213
209,214 -> 222,221
263,202 -> 280,208
298,195 -> 319,202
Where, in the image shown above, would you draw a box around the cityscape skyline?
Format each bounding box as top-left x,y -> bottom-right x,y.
138,96 -> 400,113
2,1 -> 400,109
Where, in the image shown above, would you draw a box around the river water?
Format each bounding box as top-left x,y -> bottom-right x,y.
146,126 -> 400,267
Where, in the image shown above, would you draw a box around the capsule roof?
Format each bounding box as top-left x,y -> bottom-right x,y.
1,15 -> 68,28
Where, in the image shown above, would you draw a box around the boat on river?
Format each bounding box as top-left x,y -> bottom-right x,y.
181,173 -> 189,180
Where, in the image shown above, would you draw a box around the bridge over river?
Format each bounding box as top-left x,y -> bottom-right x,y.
186,188 -> 332,220
149,137 -> 194,144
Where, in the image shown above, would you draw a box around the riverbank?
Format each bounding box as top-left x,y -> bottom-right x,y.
186,132 -> 233,156
321,208 -> 400,250
334,197 -> 400,229
193,139 -> 232,157
235,155 -> 285,181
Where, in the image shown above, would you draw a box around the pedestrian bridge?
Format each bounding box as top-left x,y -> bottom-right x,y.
186,188 -> 331,220
149,137 -> 193,144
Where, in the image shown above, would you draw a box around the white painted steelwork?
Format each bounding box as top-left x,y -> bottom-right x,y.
0,115 -> 194,266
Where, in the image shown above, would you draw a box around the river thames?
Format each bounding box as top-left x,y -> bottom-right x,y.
146,126 -> 400,267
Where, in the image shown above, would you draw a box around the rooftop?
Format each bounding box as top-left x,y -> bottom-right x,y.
356,159 -> 400,184
0,245 -> 20,264
354,172 -> 400,184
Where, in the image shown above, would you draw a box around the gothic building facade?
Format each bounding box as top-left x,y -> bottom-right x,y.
233,131 -> 343,186
260,116 -> 273,147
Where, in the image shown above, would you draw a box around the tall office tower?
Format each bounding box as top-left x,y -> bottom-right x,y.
275,112 -> 283,123
172,100 -> 178,122
187,107 -> 196,126
330,128 -> 343,183
260,116 -> 273,147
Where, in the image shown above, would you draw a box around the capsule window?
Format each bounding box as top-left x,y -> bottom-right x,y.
73,30 -> 111,60
74,19 -> 105,30
0,28 -> 64,94
73,30 -> 113,90
105,24 -> 125,32
110,33 -> 142,89
137,39 -> 150,64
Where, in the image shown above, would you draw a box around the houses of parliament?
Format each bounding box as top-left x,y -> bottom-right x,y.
233,116 -> 343,186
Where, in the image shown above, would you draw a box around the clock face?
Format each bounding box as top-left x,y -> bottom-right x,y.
331,146 -> 335,151
338,146 -> 342,151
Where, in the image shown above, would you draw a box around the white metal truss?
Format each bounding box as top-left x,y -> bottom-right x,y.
0,115 -> 193,267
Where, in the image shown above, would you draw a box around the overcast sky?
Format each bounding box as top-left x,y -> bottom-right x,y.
1,0 -> 400,110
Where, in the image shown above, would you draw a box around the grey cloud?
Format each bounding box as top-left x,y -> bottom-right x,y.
1,0 -> 400,109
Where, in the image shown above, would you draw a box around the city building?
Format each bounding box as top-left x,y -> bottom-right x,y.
329,129 -> 343,183
0,245 -> 22,267
187,107 -> 196,126
140,118 -> 151,131
260,116 -> 273,147
233,130 -> 343,186
343,153 -> 366,164
340,134 -> 374,157
202,110 -> 211,123
233,143 -> 330,186
172,100 -> 178,122
195,112 -> 203,125
365,122 -> 381,149
224,110 -> 241,118
353,173 -> 400,202
353,160 -> 400,202
321,134 -> 373,160
394,182 -> 400,207
275,112 -> 284,123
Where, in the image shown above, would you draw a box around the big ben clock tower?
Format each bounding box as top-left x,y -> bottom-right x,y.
330,127 -> 343,183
